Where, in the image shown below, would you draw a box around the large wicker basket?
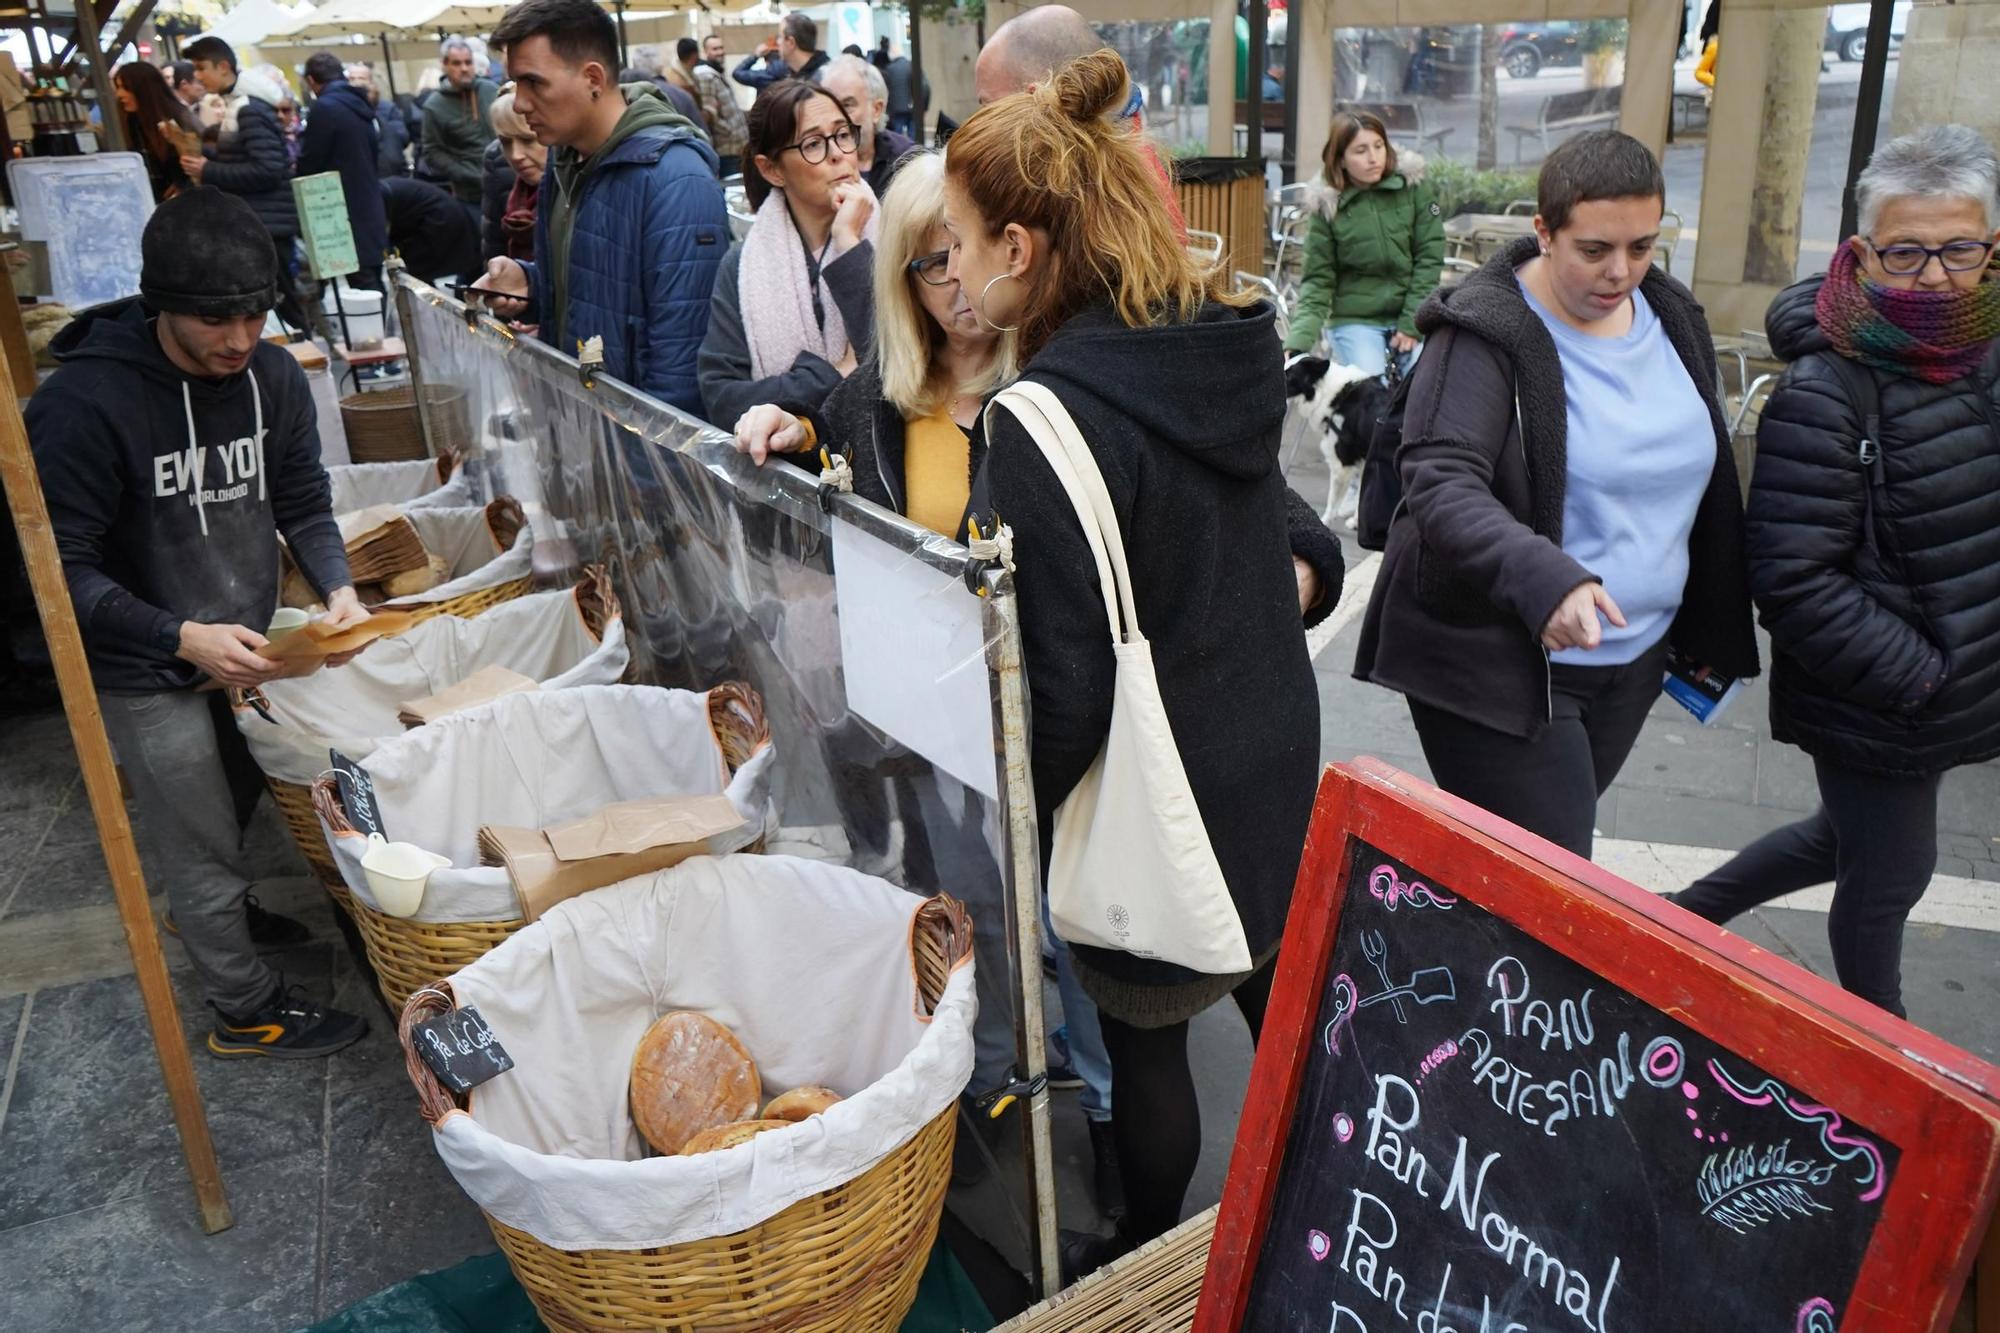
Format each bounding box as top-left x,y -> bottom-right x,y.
313,681 -> 772,1011
398,894 -> 972,1333
341,383 -> 472,463
387,496 -> 534,627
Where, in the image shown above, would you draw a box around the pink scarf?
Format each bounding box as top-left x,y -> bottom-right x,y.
737,185 -> 879,380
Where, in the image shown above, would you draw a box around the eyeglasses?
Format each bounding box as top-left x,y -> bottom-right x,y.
1866,238 -> 1995,276
779,124 -> 858,165
907,251 -> 952,287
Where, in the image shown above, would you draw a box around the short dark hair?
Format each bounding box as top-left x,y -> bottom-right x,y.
1537,130 -> 1665,233
781,12 -> 817,53
676,36 -> 698,62
169,60 -> 196,88
744,80 -> 852,210
183,36 -> 237,73
303,52 -> 345,87
490,0 -> 618,74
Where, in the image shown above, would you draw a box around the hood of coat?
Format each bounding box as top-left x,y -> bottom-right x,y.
1026,299 -> 1287,482
1765,274 -> 1831,362
220,69 -> 287,134
1303,150 -> 1427,219
310,78 -> 373,123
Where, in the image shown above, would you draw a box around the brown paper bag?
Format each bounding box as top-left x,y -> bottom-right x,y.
255,610 -> 415,665
478,794 -> 746,921
397,664 -> 539,727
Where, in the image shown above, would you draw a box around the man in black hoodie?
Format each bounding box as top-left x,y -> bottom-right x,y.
300,51 -> 387,290
26,189 -> 371,1061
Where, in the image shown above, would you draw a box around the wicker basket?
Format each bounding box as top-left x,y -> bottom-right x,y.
341,384 -> 472,464
993,1208 -> 1217,1332
390,497 -> 534,626
399,895 -> 973,1333
313,681 -> 773,1011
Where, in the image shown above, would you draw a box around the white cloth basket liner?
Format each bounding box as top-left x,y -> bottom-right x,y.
322,684 -> 774,921
236,587 -> 629,786
328,458 -> 477,514
430,854 -> 976,1251
373,505 -> 535,609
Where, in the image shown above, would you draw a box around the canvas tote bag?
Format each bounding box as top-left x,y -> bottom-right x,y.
987,381 -> 1253,974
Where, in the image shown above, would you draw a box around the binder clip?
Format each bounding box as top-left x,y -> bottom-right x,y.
577,335 -> 606,390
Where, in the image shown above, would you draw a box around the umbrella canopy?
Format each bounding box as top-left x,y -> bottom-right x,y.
200,0 -> 312,47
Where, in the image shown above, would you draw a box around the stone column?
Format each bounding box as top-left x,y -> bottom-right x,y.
1888,0 -> 2000,144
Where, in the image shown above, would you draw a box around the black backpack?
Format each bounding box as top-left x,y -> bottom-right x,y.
1355,359 -> 1414,552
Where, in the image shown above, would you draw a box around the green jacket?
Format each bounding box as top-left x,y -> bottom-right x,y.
420,76 -> 498,205
1283,167 -> 1446,353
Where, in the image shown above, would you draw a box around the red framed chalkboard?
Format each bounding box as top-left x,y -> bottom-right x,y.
1195,758 -> 2000,1333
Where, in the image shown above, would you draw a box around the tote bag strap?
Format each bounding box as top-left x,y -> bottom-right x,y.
987,382 -> 1145,646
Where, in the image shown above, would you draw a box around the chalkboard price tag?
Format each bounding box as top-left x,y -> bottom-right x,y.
329,748 -> 384,839
291,171 -> 358,281
1193,760 -> 2000,1333
412,1005 -> 515,1095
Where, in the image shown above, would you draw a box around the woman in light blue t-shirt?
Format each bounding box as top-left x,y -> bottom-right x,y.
1354,131 -> 1759,857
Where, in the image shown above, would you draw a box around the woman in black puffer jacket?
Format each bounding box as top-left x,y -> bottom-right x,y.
1677,125 -> 2000,1017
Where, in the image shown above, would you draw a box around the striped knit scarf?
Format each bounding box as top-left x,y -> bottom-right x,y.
1815,241 -> 2000,385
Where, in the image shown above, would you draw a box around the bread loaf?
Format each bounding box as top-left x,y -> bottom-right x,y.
762,1086 -> 842,1122
380,553 -> 449,599
679,1119 -> 790,1155
628,1011 -> 760,1156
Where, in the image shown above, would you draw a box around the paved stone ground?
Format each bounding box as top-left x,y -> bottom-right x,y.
1,431 -> 1995,1329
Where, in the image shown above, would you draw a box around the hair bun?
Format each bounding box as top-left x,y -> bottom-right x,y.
1051,49 -> 1129,124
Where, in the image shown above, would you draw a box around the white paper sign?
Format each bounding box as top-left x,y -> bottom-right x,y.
832,518 -> 998,800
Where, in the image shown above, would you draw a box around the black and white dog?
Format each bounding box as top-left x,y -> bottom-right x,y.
1284,354 -> 1394,528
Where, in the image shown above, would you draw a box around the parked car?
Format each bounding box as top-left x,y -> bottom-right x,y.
1825,1 -> 1909,62
1496,21 -> 1582,79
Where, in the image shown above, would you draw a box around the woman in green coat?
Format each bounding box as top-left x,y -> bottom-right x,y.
1283,110 -> 1446,374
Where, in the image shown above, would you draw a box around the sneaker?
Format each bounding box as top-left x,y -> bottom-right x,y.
208,982 -> 367,1060
165,894 -> 312,950
1045,1027 -> 1085,1090
1087,1117 -> 1127,1222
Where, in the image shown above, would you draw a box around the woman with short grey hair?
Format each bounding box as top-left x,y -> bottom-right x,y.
1676,124 -> 2000,1018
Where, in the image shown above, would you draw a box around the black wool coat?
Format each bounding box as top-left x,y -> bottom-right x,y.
1355,237 -> 1760,738
1748,278 -> 2000,777
299,79 -> 386,270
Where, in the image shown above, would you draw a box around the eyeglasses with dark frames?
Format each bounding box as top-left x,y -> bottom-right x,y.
907,251 -> 952,287
1865,238 -> 1996,276
779,124 -> 858,165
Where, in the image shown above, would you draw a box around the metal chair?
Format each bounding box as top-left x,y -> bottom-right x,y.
1655,210 -> 1685,276
1185,228 -> 1225,269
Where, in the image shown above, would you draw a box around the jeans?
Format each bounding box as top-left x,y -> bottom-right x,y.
100,689 -> 277,1017
1044,897 -> 1112,1121
1408,637 -> 1669,859
888,112 -> 917,140
1675,758 -> 1944,1017
1326,322 -> 1418,378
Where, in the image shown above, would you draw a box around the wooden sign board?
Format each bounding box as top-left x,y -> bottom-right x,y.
1196,759 -> 2000,1333
291,171 -> 357,281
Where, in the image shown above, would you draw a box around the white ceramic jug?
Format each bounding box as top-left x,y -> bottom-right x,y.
359,833 -> 451,918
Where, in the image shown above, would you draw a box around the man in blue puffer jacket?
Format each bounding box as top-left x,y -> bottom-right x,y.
479,0 -> 726,416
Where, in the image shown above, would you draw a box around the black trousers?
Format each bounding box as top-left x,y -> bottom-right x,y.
1675,757 -> 1943,1017
1407,638 -> 1668,859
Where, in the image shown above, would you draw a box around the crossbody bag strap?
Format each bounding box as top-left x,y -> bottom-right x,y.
986,387 -> 1124,644
994,380 -> 1145,645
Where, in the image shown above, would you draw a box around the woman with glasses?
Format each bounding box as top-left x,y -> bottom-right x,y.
699,80 -> 877,429
1674,126 -> 2000,1018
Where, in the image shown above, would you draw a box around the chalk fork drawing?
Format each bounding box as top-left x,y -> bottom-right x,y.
1360,929 -> 1408,1023
1368,864 -> 1458,912
1708,1059 -> 1888,1202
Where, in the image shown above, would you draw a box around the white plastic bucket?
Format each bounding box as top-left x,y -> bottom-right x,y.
324,281 -> 386,350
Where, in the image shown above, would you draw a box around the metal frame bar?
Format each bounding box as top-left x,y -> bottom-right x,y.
390,271 -> 1063,1297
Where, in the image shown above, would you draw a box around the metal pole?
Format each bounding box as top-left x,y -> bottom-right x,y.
70,0 -> 125,153
388,264 -> 441,460
1838,0 -> 1896,242
381,33 -> 399,98
1246,0 -> 1266,167
614,0 -> 629,75
990,590 -> 1062,1300
1281,11 -> 1299,182
908,5 -> 925,145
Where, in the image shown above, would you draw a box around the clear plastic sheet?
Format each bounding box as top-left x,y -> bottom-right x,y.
387,271 -> 1060,1290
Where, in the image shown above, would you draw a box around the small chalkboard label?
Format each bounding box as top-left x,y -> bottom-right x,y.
329,749 -> 384,839
412,1005 -> 515,1095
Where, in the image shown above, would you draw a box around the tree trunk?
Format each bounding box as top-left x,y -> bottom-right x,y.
1476,24 -> 1501,169
1745,8 -> 1827,286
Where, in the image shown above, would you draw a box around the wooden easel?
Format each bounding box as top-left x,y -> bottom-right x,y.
0,328 -> 231,1233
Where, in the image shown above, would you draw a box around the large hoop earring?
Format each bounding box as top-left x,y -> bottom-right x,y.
977,273 -> 1022,334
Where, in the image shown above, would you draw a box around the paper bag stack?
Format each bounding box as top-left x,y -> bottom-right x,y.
397,665 -> 540,727
478,795 -> 747,922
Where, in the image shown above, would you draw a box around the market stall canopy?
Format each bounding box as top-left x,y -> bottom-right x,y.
197,0 -> 310,46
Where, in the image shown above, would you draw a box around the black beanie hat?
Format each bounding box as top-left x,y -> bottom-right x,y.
139,187 -> 280,318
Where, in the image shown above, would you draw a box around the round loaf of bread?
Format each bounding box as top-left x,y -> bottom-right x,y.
629,1011 -> 761,1156
762,1085 -> 842,1122
680,1119 -> 791,1155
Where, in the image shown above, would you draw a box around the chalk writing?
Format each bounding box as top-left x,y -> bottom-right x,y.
1797,1298 -> 1837,1333
1369,864 -> 1458,912
1486,955 -> 1596,1052
1708,1061 -> 1888,1202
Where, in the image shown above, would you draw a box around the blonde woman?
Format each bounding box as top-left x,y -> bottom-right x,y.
733,151 -> 1011,538
482,87 -> 544,263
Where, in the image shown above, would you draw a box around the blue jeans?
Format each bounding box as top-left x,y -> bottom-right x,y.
1326,322 -> 1418,377
1044,898 -> 1113,1121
